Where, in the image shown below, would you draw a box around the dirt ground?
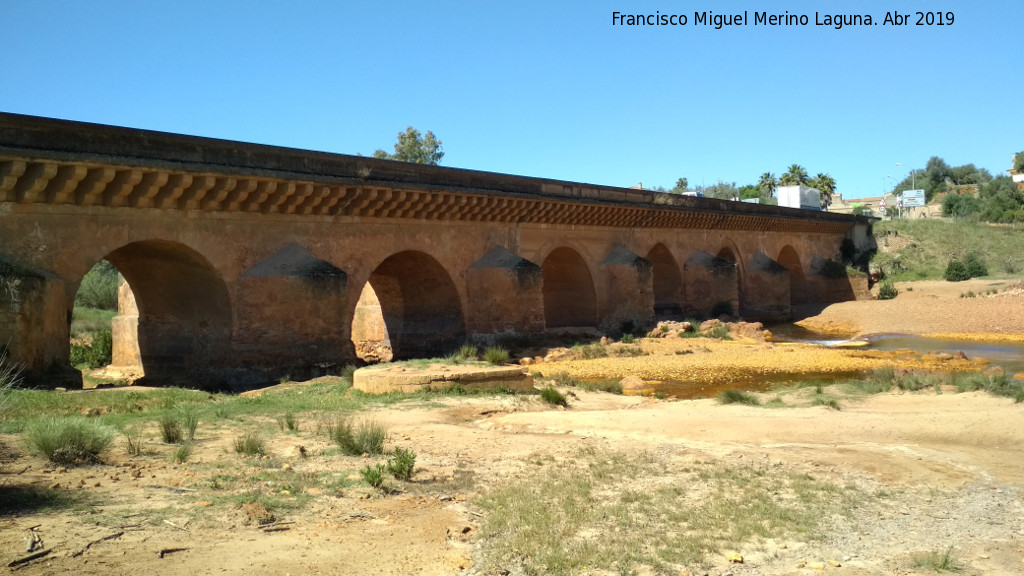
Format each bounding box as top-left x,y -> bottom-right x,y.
2,281 -> 1024,575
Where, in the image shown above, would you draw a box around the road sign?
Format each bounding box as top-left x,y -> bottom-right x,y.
902,189 -> 925,207
878,198 -> 886,208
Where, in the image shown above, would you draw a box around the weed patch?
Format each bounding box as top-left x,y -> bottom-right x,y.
387,447 -> 416,480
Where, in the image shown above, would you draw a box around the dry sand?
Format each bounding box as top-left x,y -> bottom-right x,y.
2,280 -> 1023,575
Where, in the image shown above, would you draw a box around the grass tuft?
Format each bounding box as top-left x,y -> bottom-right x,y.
325,417 -> 387,455
24,417 -> 116,465
278,412 -> 299,432
172,442 -> 193,463
483,346 -> 510,366
540,386 -> 568,407
717,389 -> 761,406
233,431 -> 266,457
912,547 -> 962,572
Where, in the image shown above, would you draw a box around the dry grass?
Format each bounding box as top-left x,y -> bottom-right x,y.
475,447 -> 861,575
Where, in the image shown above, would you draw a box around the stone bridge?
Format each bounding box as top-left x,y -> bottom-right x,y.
0,113 -> 875,387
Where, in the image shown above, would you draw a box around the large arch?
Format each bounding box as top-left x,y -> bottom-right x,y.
776,245 -> 806,305
350,251 -> 465,362
541,247 -> 597,328
97,240 -> 232,382
647,243 -> 683,318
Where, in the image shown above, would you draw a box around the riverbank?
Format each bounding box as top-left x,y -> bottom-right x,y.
798,278 -> 1024,340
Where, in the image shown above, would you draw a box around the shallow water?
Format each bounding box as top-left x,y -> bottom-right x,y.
644,325 -> 1024,399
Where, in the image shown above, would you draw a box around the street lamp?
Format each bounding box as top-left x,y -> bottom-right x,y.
895,163 -> 915,190
886,175 -> 901,219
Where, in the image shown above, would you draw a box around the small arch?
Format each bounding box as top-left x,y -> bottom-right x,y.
351,251 -> 464,362
647,243 -> 683,318
776,245 -> 806,305
79,240 -> 233,382
541,247 -> 597,328
715,245 -> 743,316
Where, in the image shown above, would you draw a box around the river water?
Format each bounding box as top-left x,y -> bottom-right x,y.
648,325 -> 1024,399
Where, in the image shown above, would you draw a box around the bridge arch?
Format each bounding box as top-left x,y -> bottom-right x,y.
776,245 -> 806,305
88,239 -> 233,382
350,250 -> 465,362
715,241 -> 744,317
647,243 -> 683,318
541,247 -> 597,328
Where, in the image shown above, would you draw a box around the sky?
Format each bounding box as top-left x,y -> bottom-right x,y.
2,1 -> 1022,200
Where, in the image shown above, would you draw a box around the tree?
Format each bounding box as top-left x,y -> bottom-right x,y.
669,177 -> 688,194
809,173 -> 836,209
373,127 -> 444,165
779,164 -> 808,186
942,193 -> 980,218
1014,151 -> 1024,173
757,172 -> 777,197
695,181 -> 739,200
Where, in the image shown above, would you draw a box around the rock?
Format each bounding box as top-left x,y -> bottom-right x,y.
984,366 -> 1005,378
619,375 -> 647,391
829,560 -> 842,567
600,336 -> 609,345
1014,373 -> 1024,381
807,561 -> 825,569
519,357 -> 532,366
725,552 -> 743,563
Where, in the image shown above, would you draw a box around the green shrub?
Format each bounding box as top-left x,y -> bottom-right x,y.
963,252 -> 988,278
483,346 -> 510,366
944,259 -> 970,282
457,344 -> 479,361
620,333 -> 635,344
387,447 -> 416,480
717,389 -> 760,406
233,431 -> 266,456
24,417 -> 116,465
540,386 -> 568,407
70,329 -> 113,369
361,464 -> 386,488
613,345 -> 645,357
877,281 -> 899,300
326,417 -> 387,455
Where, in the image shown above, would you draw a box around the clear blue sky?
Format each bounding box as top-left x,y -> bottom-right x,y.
2,1 -> 1022,199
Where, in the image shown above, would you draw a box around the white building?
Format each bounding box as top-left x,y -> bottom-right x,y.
777,185 -> 822,211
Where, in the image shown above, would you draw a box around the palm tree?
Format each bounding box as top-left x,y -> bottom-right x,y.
779,164 -> 808,186
757,172 -> 777,197
813,173 -> 836,209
